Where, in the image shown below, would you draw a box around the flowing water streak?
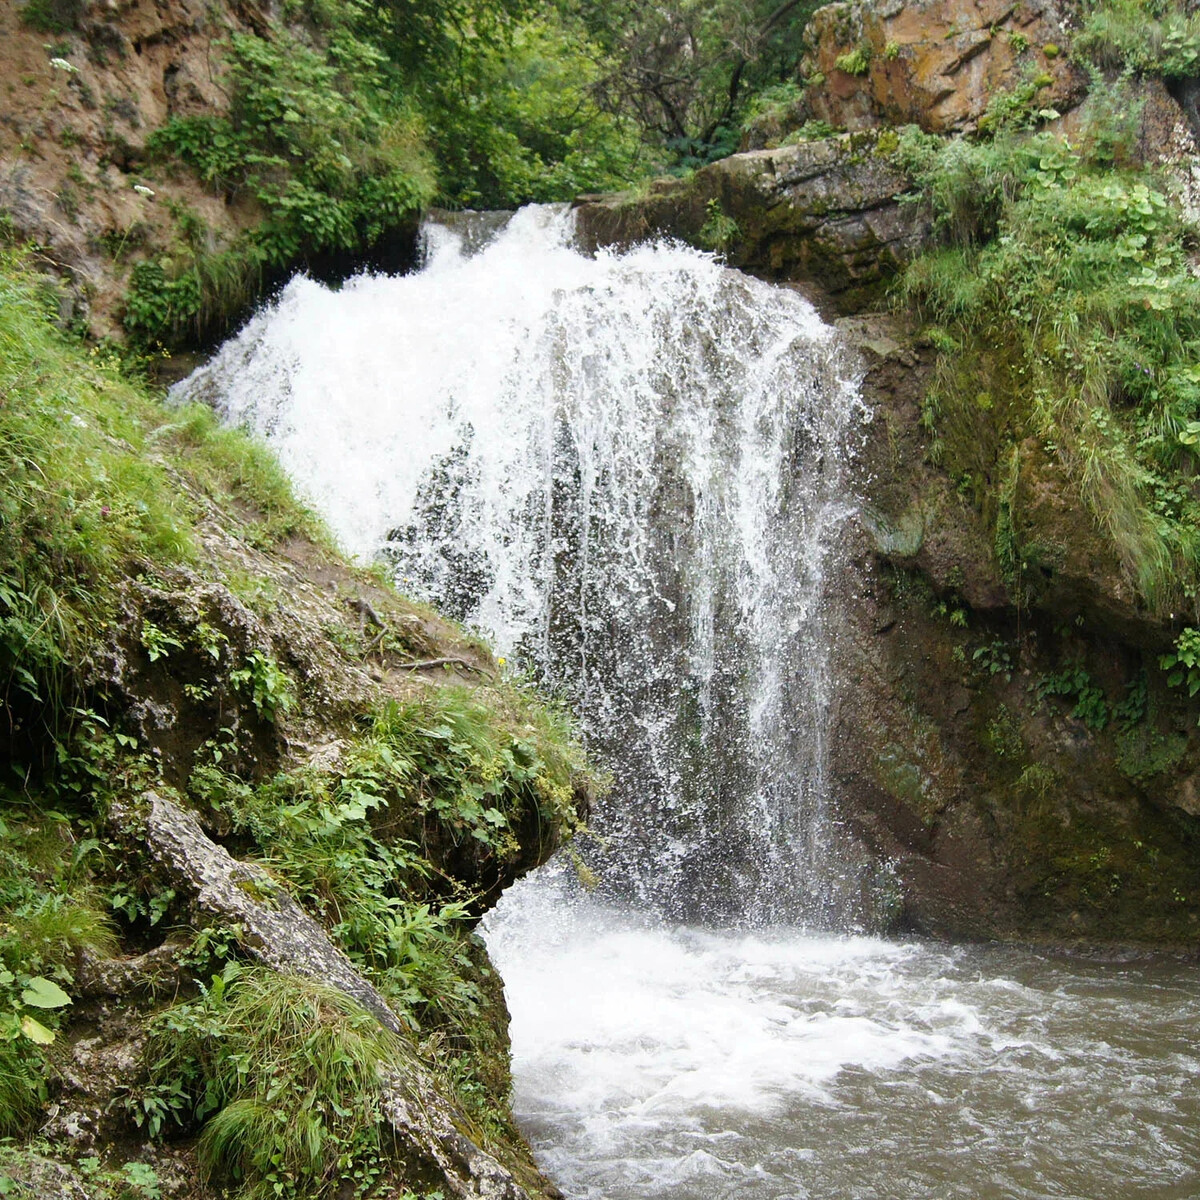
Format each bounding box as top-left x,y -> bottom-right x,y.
177,204 -> 867,924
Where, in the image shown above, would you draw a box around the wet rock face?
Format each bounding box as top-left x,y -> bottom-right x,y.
829,318 -> 1200,946
801,0 -> 1087,134
574,133 -> 929,313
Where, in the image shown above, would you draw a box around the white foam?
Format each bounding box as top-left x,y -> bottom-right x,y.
177,203 -> 867,925
484,882 -> 1200,1200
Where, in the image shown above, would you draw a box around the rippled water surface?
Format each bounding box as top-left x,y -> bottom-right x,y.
485,873 -> 1200,1200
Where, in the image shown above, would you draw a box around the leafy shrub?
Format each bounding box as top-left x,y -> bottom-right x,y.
19,0 -> 84,33
1161,627 -> 1200,716
229,652 -> 294,723
148,30 -> 436,268
191,682 -> 587,1030
699,198 -> 741,253
896,119 -> 1200,611
1074,0 -> 1200,79
1036,665 -> 1110,731
972,639 -> 1014,681
835,46 -> 871,76
122,248 -> 262,348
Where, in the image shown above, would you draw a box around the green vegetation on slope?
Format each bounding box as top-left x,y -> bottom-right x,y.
1075,0 -> 1200,79
0,248 -> 321,754
123,0 -> 647,346
895,78 -> 1200,614
0,251 -> 593,1196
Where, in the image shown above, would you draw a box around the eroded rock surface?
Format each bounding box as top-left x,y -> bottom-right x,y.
574,133 -> 928,312
801,0 -> 1085,134
0,0 -> 268,339
112,790 -> 535,1200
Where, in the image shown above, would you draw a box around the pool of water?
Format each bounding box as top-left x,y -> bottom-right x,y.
484,872 -> 1200,1200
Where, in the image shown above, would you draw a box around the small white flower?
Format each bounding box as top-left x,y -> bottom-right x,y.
49,57 -> 77,73
132,184 -> 155,199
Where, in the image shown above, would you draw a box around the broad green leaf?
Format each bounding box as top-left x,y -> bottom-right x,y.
21,976 -> 71,1009
20,1015 -> 55,1045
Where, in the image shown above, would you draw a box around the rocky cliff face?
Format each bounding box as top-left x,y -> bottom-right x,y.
0,0 -> 263,339
800,0 -> 1085,134
831,319 -> 1200,944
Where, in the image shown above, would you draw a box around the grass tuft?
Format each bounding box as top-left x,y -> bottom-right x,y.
894,120 -> 1200,612
147,967 -> 406,1198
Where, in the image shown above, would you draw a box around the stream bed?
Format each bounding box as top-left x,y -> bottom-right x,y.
485,871 -> 1200,1200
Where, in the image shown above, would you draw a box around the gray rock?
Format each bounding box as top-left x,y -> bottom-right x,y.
111,791 -> 534,1200
573,133 -> 928,314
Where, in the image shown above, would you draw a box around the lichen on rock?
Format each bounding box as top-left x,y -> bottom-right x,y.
574,131 -> 929,312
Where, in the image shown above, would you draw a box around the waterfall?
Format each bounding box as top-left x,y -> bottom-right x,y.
176,207 -> 1200,1200
176,205 -> 867,927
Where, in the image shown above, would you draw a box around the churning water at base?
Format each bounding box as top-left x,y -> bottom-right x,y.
182,207 -> 1200,1200
486,873 -> 1200,1200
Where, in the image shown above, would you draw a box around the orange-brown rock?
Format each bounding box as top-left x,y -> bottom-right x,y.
802,0 -> 1088,134
0,0 -> 264,339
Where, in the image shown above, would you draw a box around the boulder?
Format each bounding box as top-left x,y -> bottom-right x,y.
574,132 -> 928,313
111,790 -> 535,1200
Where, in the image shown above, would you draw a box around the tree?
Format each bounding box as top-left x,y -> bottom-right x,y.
568,0 -> 820,157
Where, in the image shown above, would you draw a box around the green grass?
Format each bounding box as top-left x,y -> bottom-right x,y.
0,812 -> 117,974
153,404 -> 324,545
894,118 -> 1200,612
145,967 -> 407,1199
192,681 -> 589,1023
0,258 -> 190,726
0,1044 -> 43,1138
0,250 -> 326,761
1074,0 -> 1200,79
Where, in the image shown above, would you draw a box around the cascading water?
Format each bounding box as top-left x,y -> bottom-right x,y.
179,208 -> 1200,1200
178,204 -> 868,927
